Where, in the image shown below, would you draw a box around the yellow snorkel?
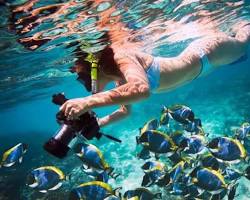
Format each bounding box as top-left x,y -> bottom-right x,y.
85,53 -> 99,94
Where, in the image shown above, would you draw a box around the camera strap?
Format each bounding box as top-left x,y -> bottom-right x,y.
101,133 -> 122,143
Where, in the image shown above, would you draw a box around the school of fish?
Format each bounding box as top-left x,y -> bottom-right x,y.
1,104 -> 250,200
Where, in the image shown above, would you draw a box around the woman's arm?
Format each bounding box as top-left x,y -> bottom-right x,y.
97,80 -> 131,127
60,59 -> 150,120
98,105 -> 131,127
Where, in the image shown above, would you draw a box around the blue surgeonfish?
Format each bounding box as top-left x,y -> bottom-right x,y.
183,118 -> 204,134
69,181 -> 121,200
74,143 -> 119,179
136,130 -> 177,156
0,143 -> 28,168
161,104 -> 195,125
208,137 -> 247,163
123,187 -> 162,200
235,122 -> 250,141
171,174 -> 202,199
141,161 -> 170,187
169,160 -> 192,184
184,134 -> 207,155
189,167 -> 227,194
26,166 -> 67,193
170,131 -> 188,149
235,122 -> 250,156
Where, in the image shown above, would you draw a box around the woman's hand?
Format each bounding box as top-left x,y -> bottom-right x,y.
59,98 -> 91,120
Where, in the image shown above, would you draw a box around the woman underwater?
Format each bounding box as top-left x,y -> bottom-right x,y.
62,22 -> 250,126
10,0 -> 250,127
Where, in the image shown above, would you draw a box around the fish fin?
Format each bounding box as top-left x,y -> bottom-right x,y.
65,174 -> 71,181
142,142 -> 149,147
96,168 -> 105,174
197,188 -> 204,195
167,111 -> 173,119
136,136 -> 140,145
244,156 -> 249,163
39,190 -> 48,193
82,167 -> 94,175
141,174 -> 151,187
114,187 -> 122,198
49,182 -> 62,191
157,173 -> 170,187
107,167 -> 120,179
3,162 -> 15,167
82,163 -> 89,170
210,189 -> 224,195
228,180 -> 239,189
155,153 -> 160,160
209,148 -> 219,153
76,152 -> 84,157
154,193 -> 162,199
110,172 -> 120,180
19,157 -> 23,163
28,182 -> 39,188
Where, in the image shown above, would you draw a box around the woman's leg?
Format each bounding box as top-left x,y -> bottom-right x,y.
169,27 -> 249,83
234,22 -> 250,44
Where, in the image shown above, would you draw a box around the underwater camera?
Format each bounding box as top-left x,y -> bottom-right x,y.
44,93 -> 114,159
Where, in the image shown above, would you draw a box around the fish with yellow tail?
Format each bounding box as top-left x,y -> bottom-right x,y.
74,143 -> 119,181
234,122 -> 250,141
161,104 -> 195,125
69,181 -> 121,200
136,130 -> 177,159
207,137 -> 247,164
235,122 -> 250,156
189,167 -> 228,194
26,166 -> 67,193
141,161 -> 170,187
0,143 -> 28,168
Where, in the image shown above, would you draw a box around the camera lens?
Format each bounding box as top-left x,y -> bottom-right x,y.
43,138 -> 70,158
43,124 -> 76,158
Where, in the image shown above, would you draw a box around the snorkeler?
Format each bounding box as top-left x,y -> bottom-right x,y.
9,1 -> 250,127
60,21 -> 250,127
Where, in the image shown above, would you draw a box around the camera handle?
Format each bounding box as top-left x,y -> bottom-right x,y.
52,93 -> 122,143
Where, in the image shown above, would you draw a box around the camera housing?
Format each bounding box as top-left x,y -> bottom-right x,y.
43,93 -> 101,158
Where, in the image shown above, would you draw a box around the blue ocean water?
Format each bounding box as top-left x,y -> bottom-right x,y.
0,0 -> 250,199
